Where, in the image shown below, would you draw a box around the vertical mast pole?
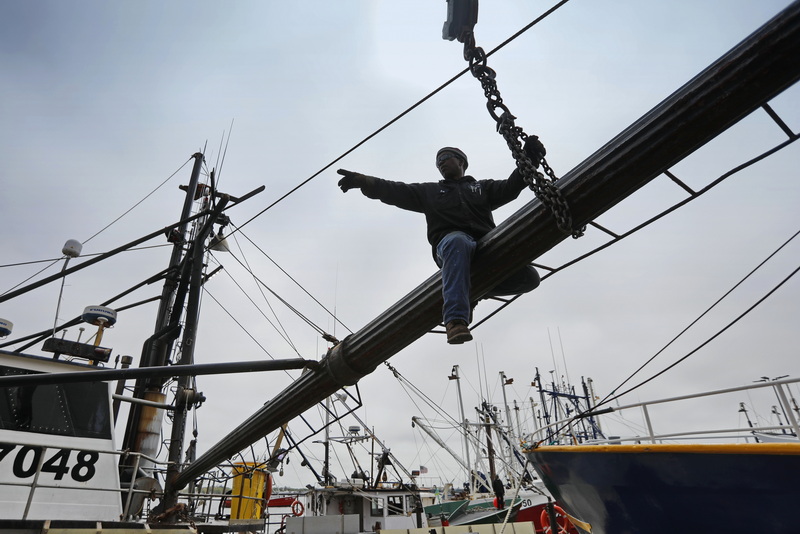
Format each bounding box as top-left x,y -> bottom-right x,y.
121,152 -> 205,467
162,195 -> 229,510
500,371 -> 515,438
449,365 -> 472,493
500,372 -> 515,483
513,400 -> 523,442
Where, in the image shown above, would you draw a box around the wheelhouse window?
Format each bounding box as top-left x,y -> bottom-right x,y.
370,497 -> 385,517
387,495 -> 404,515
0,366 -> 111,439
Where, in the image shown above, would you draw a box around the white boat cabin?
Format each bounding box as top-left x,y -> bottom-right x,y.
285,480 -> 427,534
0,349 -> 122,520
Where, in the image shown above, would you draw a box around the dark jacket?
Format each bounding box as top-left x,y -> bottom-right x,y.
360,169 -> 527,257
492,477 -> 505,496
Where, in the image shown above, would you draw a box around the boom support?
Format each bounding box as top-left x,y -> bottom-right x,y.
171,1 -> 800,492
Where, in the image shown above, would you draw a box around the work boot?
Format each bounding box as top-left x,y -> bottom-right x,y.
446,320 -> 472,344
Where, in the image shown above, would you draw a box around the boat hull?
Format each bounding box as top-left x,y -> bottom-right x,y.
526,443 -> 800,534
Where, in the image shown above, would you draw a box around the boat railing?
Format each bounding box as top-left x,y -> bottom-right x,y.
527,376 -> 800,446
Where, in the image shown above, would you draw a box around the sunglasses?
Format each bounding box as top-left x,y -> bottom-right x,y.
436,152 -> 460,166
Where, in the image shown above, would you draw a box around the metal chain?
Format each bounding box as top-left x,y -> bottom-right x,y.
462,33 -> 584,238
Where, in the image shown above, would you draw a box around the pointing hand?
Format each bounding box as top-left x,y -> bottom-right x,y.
337,169 -> 365,193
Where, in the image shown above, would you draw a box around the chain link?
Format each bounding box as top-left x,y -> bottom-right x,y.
462,33 -> 584,239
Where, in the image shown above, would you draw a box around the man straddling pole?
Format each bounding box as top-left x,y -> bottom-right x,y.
337,142 -> 543,344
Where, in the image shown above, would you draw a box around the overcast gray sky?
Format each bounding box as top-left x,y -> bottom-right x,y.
1,0 -> 798,490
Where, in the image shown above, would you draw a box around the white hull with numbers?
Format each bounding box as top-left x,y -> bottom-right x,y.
0,351 -> 122,521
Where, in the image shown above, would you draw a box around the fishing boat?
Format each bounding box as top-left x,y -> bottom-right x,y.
525,376 -> 800,534
414,365 -> 578,532
282,401 -> 432,533
286,478 -> 427,534
0,153 -> 304,532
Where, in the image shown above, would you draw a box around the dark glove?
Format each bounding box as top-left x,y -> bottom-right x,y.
337,169 -> 366,193
523,135 -> 546,168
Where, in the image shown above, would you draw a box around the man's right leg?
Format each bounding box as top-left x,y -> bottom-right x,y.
436,231 -> 475,344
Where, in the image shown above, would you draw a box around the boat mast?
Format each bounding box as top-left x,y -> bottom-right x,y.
500,371 -> 516,440
163,195 -> 230,508
337,394 -> 417,485
324,394 -> 332,486
448,365 -> 473,493
499,371 -> 516,481
482,406 -> 497,485
586,377 -> 602,434
534,369 -> 550,442
121,152 -> 205,471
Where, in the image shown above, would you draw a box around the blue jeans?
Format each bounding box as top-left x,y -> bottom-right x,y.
435,231 -> 540,325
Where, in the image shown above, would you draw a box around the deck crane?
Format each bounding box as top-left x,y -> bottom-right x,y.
167,1 -> 800,507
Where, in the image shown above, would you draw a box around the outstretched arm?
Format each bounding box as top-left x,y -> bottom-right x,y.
336,169 -> 427,213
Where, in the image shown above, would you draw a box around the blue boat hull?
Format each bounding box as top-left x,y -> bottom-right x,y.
526,443 -> 800,534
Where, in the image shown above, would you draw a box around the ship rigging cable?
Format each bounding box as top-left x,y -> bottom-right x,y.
202,288 -> 282,360
227,224 -> 352,336
533,230 -> 800,446
600,227 -> 800,405
226,231 -> 300,348
81,156 -> 194,246
386,360 -> 527,483
0,154 -> 198,310
601,255 -> 800,409
469,118 -> 800,334
210,267 -> 301,356
209,228 -> 348,344
211,232 -> 304,355
229,0 -> 572,238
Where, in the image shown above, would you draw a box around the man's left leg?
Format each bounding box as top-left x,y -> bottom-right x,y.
485,265 -> 540,298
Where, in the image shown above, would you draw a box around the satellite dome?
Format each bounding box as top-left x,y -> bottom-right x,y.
0,318 -> 12,338
81,306 -> 117,326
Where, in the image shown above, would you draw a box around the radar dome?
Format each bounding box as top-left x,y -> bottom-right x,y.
81,306 -> 117,326
0,319 -> 12,337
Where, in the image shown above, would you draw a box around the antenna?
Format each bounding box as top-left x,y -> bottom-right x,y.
52,239 -> 82,337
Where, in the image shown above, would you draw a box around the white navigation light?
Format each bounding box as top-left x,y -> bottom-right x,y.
62,239 -> 83,258
208,229 -> 230,252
